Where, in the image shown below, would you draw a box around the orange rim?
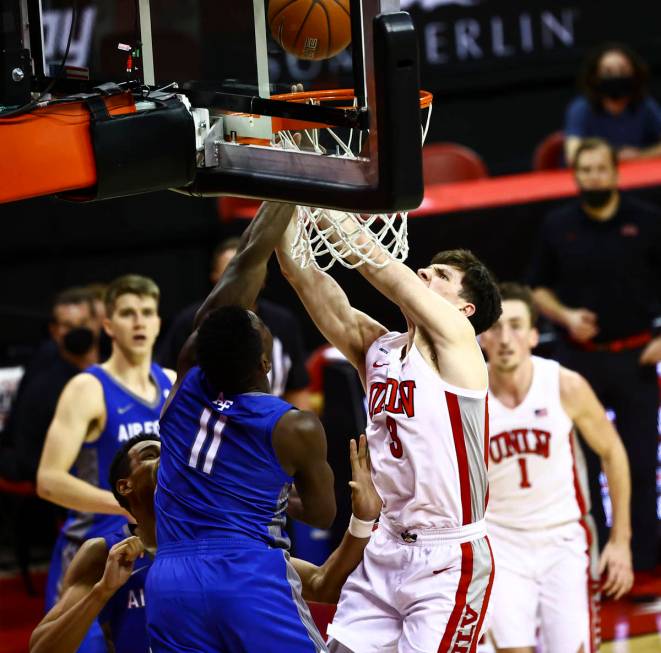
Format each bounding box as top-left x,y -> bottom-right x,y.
225,88 -> 433,136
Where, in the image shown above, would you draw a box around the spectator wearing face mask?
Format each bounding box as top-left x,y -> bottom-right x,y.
564,43 -> 661,165
0,287 -> 99,482
528,138 -> 661,573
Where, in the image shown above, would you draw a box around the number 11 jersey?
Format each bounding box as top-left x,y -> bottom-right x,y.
154,365 -> 294,548
486,355 -> 591,530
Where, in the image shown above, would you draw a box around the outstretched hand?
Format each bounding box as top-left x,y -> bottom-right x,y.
97,536 -> 144,596
348,434 -> 382,521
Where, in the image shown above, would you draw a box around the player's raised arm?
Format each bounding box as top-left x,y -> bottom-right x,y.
326,212 -> 496,345
560,367 -> 634,599
30,536 -> 143,653
292,434 -> 381,603
36,375 -> 128,516
276,219 -> 387,384
173,201 -> 296,380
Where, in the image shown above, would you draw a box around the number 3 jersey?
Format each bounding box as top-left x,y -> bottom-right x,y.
486,355 -> 591,530
365,331 -> 489,531
154,366 -> 295,548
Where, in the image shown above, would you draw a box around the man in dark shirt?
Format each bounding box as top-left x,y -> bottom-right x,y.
157,237 -> 311,409
0,287 -> 99,482
529,138 -> 661,572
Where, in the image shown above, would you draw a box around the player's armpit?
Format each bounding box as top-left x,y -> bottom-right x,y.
272,410 -> 336,529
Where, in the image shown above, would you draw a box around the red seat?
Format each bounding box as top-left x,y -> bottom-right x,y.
422,142 -> 489,185
533,131 -> 565,171
0,477 -> 35,496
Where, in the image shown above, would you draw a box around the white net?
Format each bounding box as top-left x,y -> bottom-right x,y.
275,97 -> 432,271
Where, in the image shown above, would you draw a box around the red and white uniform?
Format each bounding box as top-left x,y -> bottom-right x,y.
486,356 -> 600,652
328,332 -> 495,653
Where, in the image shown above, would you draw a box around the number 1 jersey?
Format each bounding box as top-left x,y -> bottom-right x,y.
154,366 -> 295,548
486,356 -> 591,530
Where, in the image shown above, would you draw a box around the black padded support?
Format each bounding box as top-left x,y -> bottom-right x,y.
62,97 -> 197,202
182,12 -> 423,214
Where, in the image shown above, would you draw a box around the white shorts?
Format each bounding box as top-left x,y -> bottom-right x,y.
487,517 -> 600,652
327,519 -> 494,653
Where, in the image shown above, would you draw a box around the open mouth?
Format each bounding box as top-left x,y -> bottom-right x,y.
133,334 -> 147,343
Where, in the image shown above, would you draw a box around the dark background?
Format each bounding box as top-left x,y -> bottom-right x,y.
4,0 -> 661,361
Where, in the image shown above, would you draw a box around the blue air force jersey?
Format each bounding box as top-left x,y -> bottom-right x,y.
155,366 -> 295,548
61,364 -> 172,542
99,526 -> 152,653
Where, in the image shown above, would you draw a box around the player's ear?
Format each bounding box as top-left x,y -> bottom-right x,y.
529,326 -> 540,349
260,353 -> 272,376
117,477 -> 133,500
102,316 -> 114,339
461,302 -> 476,318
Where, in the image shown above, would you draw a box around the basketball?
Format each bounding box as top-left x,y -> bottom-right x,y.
268,0 -> 351,61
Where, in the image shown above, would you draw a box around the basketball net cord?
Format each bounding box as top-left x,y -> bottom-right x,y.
276,100 -> 433,271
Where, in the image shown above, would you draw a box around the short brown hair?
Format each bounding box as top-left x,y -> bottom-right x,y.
498,282 -> 538,326
104,274 -> 160,316
572,137 -> 617,169
429,249 -> 501,335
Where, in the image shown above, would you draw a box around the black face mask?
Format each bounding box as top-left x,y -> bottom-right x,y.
597,75 -> 635,100
580,188 -> 614,209
62,327 -> 96,356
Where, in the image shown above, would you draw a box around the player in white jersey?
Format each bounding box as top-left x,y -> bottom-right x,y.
480,282 -> 633,653
277,214 -> 502,653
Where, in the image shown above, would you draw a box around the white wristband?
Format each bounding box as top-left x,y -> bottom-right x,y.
348,514 -> 375,539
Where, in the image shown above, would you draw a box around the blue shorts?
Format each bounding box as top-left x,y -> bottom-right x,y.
145,539 -> 326,653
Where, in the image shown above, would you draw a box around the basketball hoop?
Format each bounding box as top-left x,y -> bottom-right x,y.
268,88 -> 433,270
220,88 -> 433,270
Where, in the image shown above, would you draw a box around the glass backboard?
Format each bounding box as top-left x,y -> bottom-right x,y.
30,0 -> 425,212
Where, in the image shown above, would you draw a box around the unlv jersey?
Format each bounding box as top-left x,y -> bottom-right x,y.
365,331 -> 489,531
487,356 -> 591,530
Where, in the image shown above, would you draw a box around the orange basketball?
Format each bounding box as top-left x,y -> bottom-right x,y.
268,0 -> 351,61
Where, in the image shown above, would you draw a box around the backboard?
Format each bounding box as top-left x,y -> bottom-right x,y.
27,0 -> 425,212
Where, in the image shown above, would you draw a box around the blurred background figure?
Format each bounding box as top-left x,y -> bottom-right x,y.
157,236 -> 311,409
565,43 -> 661,164
529,138 -> 661,573
0,287 -> 99,483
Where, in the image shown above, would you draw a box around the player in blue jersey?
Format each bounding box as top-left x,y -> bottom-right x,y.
147,200 -> 337,653
30,430 -> 380,653
36,274 -> 175,652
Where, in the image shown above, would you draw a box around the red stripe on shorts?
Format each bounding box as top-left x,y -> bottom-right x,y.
445,391 -> 472,525
579,517 -> 598,653
437,541 -> 474,652
469,538 -> 495,653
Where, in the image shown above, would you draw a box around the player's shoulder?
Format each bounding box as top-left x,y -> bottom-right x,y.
64,537 -> 109,585
557,364 -> 590,401
274,407 -> 322,438
61,370 -> 105,403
